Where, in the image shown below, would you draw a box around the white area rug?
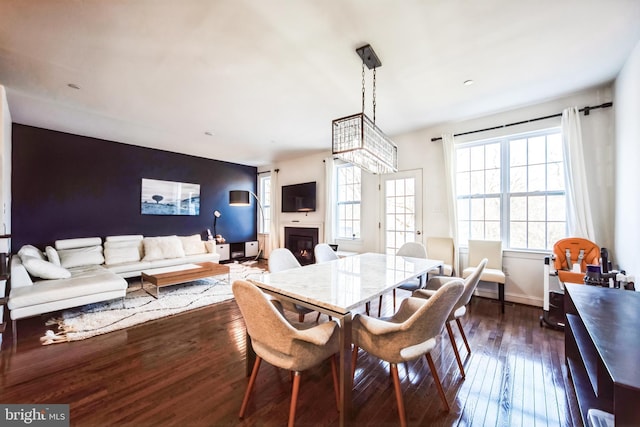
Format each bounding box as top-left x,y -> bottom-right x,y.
41,264 -> 264,345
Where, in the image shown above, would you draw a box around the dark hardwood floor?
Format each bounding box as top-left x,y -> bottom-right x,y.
1,282 -> 579,426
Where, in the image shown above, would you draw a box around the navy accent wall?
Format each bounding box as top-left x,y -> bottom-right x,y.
11,124 -> 257,251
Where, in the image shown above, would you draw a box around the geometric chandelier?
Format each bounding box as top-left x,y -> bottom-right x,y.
332,44 -> 398,174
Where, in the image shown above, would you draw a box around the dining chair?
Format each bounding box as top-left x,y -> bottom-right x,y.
314,243 -> 339,263
386,242 -> 428,315
233,279 -> 340,427
351,279 -> 465,427
463,240 -> 506,313
268,248 -> 314,322
426,236 -> 455,277
413,258 -> 487,378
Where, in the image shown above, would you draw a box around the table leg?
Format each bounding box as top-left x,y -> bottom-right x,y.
499,283 -> 505,313
338,313 -> 353,427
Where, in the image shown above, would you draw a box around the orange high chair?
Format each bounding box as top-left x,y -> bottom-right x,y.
541,237 -> 599,329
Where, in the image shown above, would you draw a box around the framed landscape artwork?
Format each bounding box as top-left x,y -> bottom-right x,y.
141,178 -> 200,216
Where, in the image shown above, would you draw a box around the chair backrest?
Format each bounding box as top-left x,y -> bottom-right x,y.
397,241 -> 427,259
468,240 -> 502,270
456,258 -> 487,309
314,243 -> 339,263
403,279 -> 464,341
232,279 -> 301,355
426,237 -> 454,265
268,248 -> 301,273
553,237 -> 599,273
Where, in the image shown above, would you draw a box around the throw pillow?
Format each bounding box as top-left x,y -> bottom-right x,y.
57,245 -> 105,269
142,236 -> 185,261
179,234 -> 206,255
18,244 -> 46,261
22,256 -> 71,280
45,246 -> 61,266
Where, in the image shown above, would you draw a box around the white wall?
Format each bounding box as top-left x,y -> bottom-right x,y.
614,40 -> 640,282
263,86 -> 616,306
0,85 -> 11,250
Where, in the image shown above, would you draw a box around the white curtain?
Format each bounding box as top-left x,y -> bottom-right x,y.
442,133 -> 459,275
562,107 -> 596,241
269,169 -> 280,251
324,156 -> 335,243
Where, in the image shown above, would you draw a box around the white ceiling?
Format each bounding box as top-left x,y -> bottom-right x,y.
1,0 -> 639,167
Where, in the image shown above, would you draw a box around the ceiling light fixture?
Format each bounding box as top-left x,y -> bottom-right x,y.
332,44 -> 397,174
67,83 -> 80,90
463,79 -> 474,86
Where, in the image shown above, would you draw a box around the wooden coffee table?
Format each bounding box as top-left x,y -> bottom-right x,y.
141,262 -> 230,298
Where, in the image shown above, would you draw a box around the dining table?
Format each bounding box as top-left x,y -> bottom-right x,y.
247,252 -> 444,427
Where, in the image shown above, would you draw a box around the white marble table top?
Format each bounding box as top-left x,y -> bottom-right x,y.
249,252 -> 443,315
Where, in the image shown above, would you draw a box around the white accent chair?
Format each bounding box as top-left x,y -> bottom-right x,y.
233,279 -> 340,427
413,258 -> 487,378
351,279 -> 465,427
268,248 -> 314,322
314,243 -> 339,263
463,240 -> 506,313
390,242 -> 428,313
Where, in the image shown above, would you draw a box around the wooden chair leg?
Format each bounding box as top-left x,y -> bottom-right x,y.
393,289 -> 397,312
390,364 -> 407,427
378,295 -> 383,317
315,312 -> 321,322
298,313 -> 305,322
456,318 -> 471,354
365,302 -> 370,316
446,322 -> 465,378
288,372 -> 301,427
425,353 -> 450,412
330,355 -> 340,411
239,356 -> 262,419
351,345 -> 359,381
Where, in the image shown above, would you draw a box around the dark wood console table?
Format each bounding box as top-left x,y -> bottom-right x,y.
565,284 -> 640,426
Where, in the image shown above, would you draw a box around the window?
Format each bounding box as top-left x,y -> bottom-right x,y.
456,129 -> 566,250
258,175 -> 271,233
335,163 -> 361,239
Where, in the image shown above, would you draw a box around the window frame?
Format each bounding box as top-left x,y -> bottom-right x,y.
455,127 -> 567,251
334,163 -> 362,240
258,174 -> 271,234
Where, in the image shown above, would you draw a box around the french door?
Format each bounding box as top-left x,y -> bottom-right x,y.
381,169 -> 423,255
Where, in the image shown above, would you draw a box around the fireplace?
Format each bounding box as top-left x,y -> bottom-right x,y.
284,227 -> 318,265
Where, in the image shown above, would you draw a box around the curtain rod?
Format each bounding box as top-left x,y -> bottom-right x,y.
430,102 -> 613,142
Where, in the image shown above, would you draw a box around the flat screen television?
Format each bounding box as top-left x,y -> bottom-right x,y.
281,181 -> 316,213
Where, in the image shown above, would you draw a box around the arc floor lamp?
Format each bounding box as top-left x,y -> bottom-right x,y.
229,190 -> 265,261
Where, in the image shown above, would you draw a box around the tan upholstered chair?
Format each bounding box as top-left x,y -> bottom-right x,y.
351,279 -> 465,427
384,242 -> 428,315
233,279 -> 340,427
269,248 -> 314,322
463,240 -> 506,313
426,236 -> 455,277
314,243 -> 339,263
413,258 -> 487,378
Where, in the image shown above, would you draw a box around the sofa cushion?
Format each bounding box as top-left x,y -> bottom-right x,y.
45,246 -> 61,266
142,236 -> 185,261
55,237 -> 102,250
22,256 -> 71,280
179,234 -> 206,255
18,244 -> 46,261
57,245 -> 105,268
105,235 -> 144,243
104,239 -> 143,265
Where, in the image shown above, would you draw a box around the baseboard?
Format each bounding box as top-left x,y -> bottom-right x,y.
474,288 -> 543,308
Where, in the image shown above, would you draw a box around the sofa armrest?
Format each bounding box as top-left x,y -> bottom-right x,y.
204,241 -> 217,254
9,256 -> 34,289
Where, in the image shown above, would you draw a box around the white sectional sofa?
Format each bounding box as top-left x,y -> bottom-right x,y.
8,234 -> 221,342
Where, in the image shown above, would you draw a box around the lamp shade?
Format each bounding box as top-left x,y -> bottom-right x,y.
229,190 -> 250,206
